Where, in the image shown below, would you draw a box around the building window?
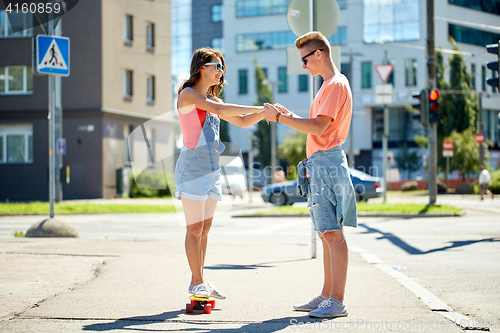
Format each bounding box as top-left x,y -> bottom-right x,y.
236,0 -> 289,17
278,67 -> 287,93
124,124 -> 134,165
236,31 -> 297,52
0,10 -> 33,37
338,0 -> 347,9
387,60 -> 395,85
361,61 -> 372,89
211,37 -> 224,53
146,22 -> 155,50
238,69 -> 248,94
340,63 -> 350,82
147,75 -> 155,103
482,65 -> 487,91
124,70 -> 133,99
449,24 -> 500,47
363,0 -> 420,44
0,124 -> 33,164
405,59 -> 417,86
471,63 -> 476,89
327,26 -> 347,45
448,0 -> 500,15
211,5 -> 223,22
298,74 -> 308,92
125,15 -> 133,44
0,66 -> 33,94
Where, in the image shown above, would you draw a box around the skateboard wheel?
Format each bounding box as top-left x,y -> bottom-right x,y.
186,303 -> 194,313
191,299 -> 197,306
209,300 -> 215,309
203,304 -> 212,314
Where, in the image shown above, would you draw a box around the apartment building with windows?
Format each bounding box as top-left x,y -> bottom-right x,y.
190,0 -> 500,178
0,0 -> 174,201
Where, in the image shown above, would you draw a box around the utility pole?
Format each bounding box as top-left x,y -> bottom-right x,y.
266,81 -> 281,184
427,0 -> 438,205
248,134 -> 254,203
478,93 -> 484,168
48,6 -> 56,217
382,50 -> 389,203
55,20 -> 63,202
342,47 -> 362,168
309,0 -> 316,259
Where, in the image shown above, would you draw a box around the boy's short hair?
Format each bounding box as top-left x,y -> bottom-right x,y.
295,31 -> 331,58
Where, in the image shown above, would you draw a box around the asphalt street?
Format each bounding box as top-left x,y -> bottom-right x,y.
0,193 -> 499,332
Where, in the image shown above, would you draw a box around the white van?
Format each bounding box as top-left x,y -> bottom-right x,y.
219,155 -> 248,198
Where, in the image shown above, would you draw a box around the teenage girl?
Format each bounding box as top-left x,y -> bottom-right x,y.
175,47 -> 265,299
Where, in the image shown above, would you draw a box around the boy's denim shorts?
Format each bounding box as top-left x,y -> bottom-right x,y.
307,180 -> 343,232
175,149 -> 223,201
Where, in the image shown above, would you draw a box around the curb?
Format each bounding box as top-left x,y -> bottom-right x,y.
232,210 -> 465,219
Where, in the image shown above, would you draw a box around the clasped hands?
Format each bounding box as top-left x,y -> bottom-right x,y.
260,103 -> 292,125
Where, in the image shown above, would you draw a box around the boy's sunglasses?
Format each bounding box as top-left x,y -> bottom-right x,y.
301,49 -> 323,66
205,62 -> 225,72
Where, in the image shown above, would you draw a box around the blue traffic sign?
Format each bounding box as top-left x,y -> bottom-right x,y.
36,35 -> 70,76
56,138 -> 66,155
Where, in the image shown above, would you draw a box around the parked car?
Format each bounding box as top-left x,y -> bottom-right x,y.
220,156 -> 248,198
261,168 -> 383,206
246,165 -> 271,190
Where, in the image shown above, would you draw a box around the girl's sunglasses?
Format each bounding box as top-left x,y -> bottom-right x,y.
205,62 -> 225,72
301,49 -> 323,66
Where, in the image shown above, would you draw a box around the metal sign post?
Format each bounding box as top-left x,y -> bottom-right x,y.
443,141 -> 453,189
35,2 -> 70,217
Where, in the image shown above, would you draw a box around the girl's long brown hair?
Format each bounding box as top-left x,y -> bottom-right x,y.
178,47 -> 226,102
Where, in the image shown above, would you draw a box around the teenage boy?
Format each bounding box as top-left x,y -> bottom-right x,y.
261,31 -> 357,318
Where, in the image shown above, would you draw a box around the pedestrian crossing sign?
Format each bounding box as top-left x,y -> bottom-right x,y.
36,35 -> 70,76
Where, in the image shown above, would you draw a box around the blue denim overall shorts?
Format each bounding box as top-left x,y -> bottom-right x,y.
175,111 -> 225,201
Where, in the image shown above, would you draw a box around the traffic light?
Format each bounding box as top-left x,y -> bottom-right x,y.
411,89 -> 428,126
428,89 -> 440,123
375,109 -> 384,136
486,41 -> 499,91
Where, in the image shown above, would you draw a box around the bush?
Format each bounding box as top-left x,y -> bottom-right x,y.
489,169 -> 500,194
401,181 -> 418,191
129,169 -> 173,198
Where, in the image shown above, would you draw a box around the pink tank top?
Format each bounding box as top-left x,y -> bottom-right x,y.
178,108 -> 206,149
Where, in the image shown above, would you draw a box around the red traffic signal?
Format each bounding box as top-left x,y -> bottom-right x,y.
429,90 -> 440,113
429,90 -> 440,101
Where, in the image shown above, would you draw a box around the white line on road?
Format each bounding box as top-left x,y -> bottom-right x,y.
350,246 -> 487,331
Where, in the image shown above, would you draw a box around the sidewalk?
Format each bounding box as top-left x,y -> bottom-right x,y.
0,237 -> 466,332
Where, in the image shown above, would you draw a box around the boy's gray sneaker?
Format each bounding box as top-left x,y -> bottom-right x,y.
309,298 -> 348,318
207,281 -> 226,300
293,294 -> 328,312
192,283 -> 211,298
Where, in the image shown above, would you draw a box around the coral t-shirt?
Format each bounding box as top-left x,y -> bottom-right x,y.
306,74 -> 352,158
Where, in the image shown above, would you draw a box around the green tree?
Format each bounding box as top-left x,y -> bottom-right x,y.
253,59 -> 273,167
436,39 -> 478,173
219,119 -> 230,143
219,88 -> 230,143
447,128 -> 491,181
394,143 -> 421,180
278,130 -> 307,178
436,39 -> 478,138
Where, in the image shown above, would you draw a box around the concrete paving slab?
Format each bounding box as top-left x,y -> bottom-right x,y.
0,238 -> 466,332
